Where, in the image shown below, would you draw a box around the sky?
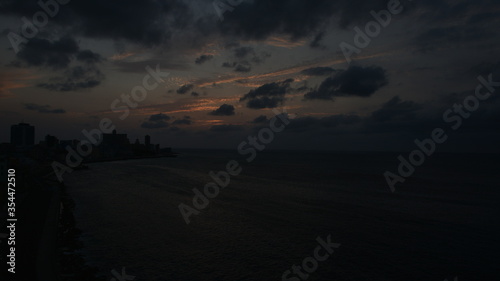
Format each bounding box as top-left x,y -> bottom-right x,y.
1,0 -> 500,151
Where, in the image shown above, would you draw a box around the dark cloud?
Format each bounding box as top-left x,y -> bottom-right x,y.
296,81 -> 312,92
304,66 -> 388,100
209,125 -> 244,132
177,84 -> 194,94
15,36 -> 79,69
191,91 -> 200,97
37,65 -> 104,92
222,61 -> 252,72
233,47 -> 267,62
222,62 -> 237,68
172,116 -> 192,125
10,35 -> 105,91
141,121 -> 169,129
1,0 -> 190,47
243,91 -> 500,151
240,79 -> 294,109
76,50 -> 103,64
0,0 -> 422,52
246,97 -> 280,109
252,115 -> 268,123
141,113 -> 171,129
234,63 -> 252,73
250,51 -> 271,64
24,103 -> 66,114
149,113 -> 171,121
362,93 -> 500,137
195,54 -> 214,64
4,0 -> 494,54
141,113 -> 191,128
255,97 -> 427,136
210,104 -> 235,116
234,47 -> 254,59
361,96 -> 433,135
301,67 -> 336,76
172,119 -> 193,125
310,31 -> 325,48
221,46 -> 269,72
217,0 -> 392,40
262,96 -> 426,135
370,96 -> 423,123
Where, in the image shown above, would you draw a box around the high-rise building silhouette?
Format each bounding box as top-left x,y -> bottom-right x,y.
100,129 -> 131,158
11,123 -> 35,147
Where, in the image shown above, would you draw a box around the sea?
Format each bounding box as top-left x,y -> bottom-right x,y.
64,150 -> 500,281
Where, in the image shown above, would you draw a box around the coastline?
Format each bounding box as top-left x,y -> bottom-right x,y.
57,182 -> 105,281
82,152 -> 178,164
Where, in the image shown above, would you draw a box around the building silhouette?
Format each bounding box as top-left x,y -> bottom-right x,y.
44,135 -> 59,148
100,130 -> 132,158
11,123 -> 35,147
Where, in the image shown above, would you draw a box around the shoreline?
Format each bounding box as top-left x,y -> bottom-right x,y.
82,153 -> 178,164
58,182 -> 105,281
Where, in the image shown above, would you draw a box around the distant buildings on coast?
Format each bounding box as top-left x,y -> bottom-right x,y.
39,128 -> 171,161
0,123 -> 174,181
86,129 -> 166,159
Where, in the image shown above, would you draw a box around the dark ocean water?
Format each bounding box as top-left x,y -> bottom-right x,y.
65,150 -> 500,281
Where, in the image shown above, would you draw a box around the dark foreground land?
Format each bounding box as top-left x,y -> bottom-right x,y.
0,162 -> 103,281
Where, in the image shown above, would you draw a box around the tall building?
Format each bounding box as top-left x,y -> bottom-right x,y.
10,123 -> 35,147
102,130 -> 130,147
100,130 -> 132,158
